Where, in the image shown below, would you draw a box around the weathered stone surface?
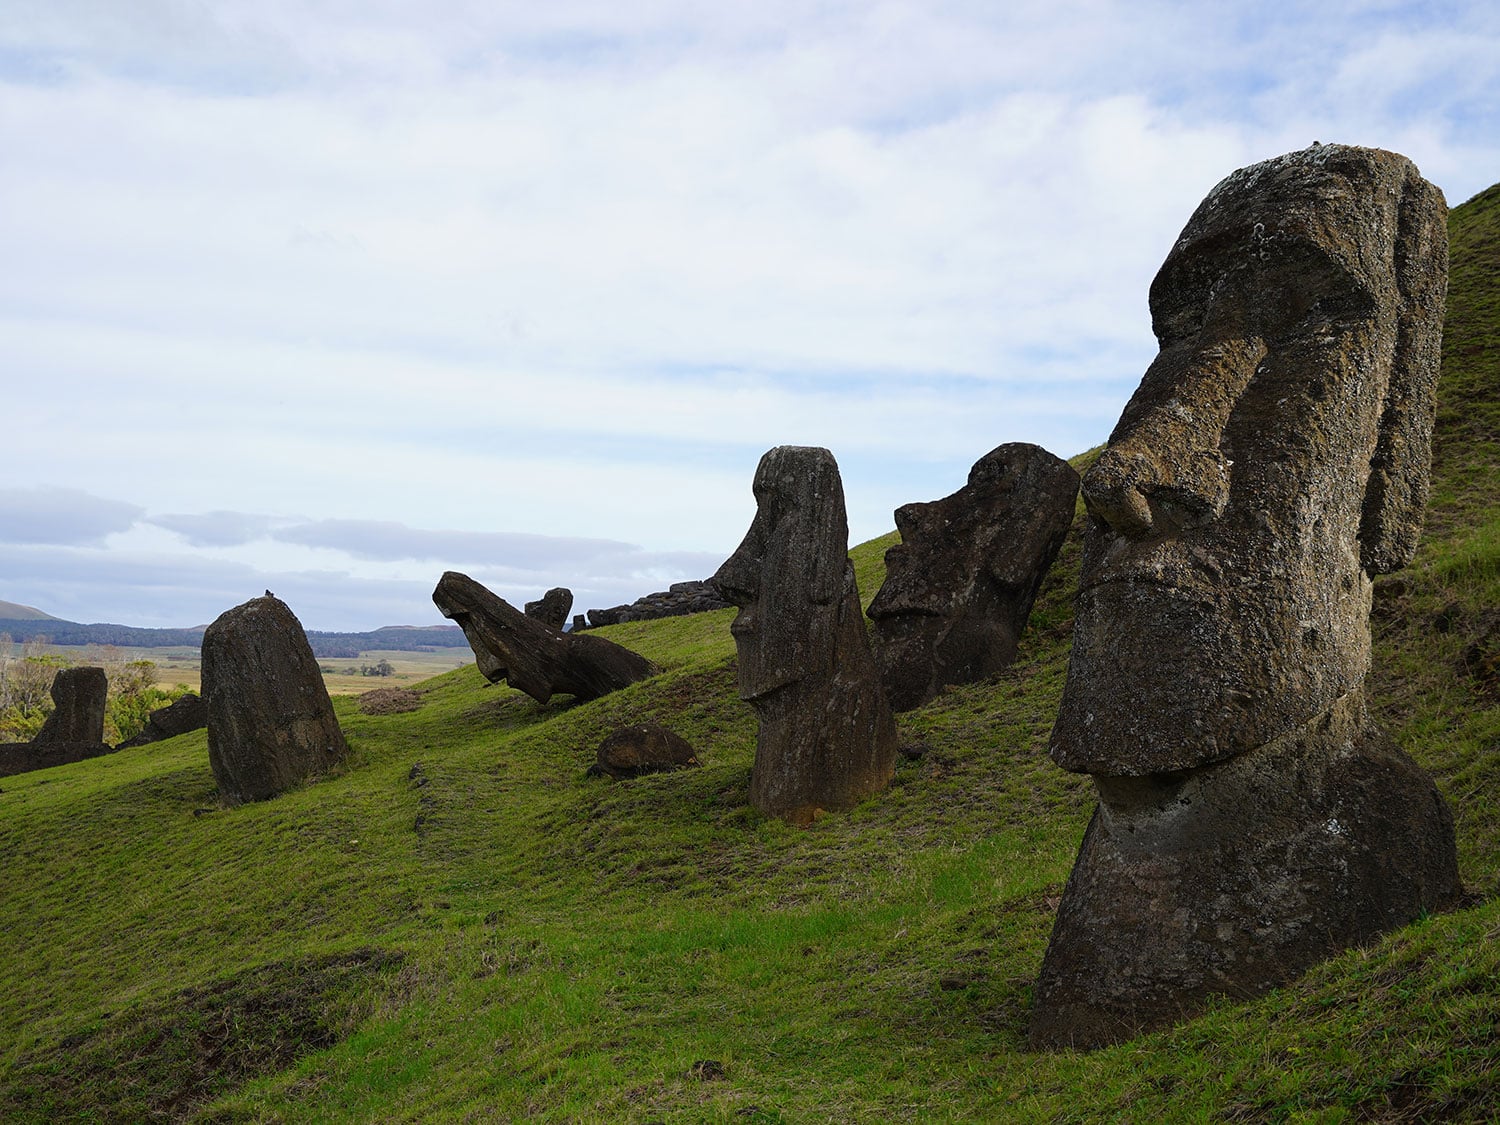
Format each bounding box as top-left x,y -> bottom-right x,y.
202,595 -> 348,805
34,666 -> 107,744
524,587 -> 573,631
587,722 -> 701,779
0,740 -> 115,778
581,580 -> 731,629
868,443 -> 1078,711
714,446 -> 896,825
432,572 -> 660,703
115,692 -> 207,749
1032,144 -> 1460,1049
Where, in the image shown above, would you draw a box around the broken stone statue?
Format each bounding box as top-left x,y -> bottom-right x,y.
432,571 -> 659,703
202,594 -> 349,805
868,442 -> 1079,711
524,587 -> 574,631
714,445 -> 897,825
1030,144 -> 1462,1049
33,665 -> 108,744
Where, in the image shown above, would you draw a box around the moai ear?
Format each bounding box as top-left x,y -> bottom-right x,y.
1359,170 -> 1448,576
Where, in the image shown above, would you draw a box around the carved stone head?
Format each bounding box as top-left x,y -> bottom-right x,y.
713,445 -> 850,702
868,443 -> 1078,710
1051,144 -> 1448,776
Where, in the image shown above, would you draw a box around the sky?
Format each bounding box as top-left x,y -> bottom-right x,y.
3,1 -> 1498,631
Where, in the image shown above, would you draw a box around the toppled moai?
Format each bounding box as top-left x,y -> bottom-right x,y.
867,443 -> 1078,711
524,587 -> 574,631
115,692 -> 207,750
202,595 -> 348,805
714,446 -> 896,825
34,666 -> 108,744
1029,145 -> 1461,1050
432,572 -> 659,703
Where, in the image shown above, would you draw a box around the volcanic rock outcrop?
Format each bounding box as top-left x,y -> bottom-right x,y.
524,587 -> 574,631
115,692 -> 207,749
201,595 -> 348,805
432,572 -> 659,703
581,581 -> 731,629
867,443 -> 1078,711
1030,144 -> 1462,1050
587,722 -> 701,779
714,446 -> 896,825
33,666 -> 108,744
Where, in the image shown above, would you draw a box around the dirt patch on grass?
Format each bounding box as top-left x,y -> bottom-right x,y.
1,948 -> 403,1123
357,687 -> 425,715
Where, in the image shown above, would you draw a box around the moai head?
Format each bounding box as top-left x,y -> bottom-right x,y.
1051,144 -> 1448,777
713,445 -> 851,702
868,443 -> 1079,710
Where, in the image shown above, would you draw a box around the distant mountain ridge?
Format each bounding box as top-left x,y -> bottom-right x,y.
0,607 -> 468,657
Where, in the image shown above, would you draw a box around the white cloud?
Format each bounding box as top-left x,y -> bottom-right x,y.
2,1 -> 1497,627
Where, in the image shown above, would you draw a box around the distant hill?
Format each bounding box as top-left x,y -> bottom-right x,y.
0,600 -> 60,622
0,612 -> 468,656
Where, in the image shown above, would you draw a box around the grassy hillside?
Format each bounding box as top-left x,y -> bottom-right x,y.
1,188 -> 1497,1122
0,601 -> 59,622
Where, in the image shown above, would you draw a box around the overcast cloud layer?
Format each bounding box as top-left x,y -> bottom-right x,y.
4,1 -> 1498,630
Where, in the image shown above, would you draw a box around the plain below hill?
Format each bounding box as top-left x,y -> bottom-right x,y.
0,181 -> 1496,1121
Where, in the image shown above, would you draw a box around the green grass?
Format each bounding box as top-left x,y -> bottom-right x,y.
1,191 -> 1498,1121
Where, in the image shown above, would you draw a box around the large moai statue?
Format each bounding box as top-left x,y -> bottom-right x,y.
867,443 -> 1079,711
202,595 -> 348,805
433,572 -> 658,703
714,446 -> 897,825
33,666 -> 108,744
1030,144 -> 1462,1049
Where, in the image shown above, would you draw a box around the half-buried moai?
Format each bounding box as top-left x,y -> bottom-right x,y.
202,595 -> 348,805
433,572 -> 659,703
867,443 -> 1079,711
714,446 -> 897,825
1029,144 -> 1462,1050
33,666 -> 108,744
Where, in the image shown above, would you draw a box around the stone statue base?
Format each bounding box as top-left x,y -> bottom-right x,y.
1030,691 -> 1461,1049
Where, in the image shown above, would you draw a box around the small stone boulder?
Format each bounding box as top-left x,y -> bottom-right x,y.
201,595 -> 348,805
524,587 -> 574,631
34,666 -> 108,745
115,692 -> 207,749
587,722 -> 701,779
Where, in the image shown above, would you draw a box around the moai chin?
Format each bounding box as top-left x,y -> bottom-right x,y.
1030,144 -> 1461,1050
868,442 -> 1079,711
714,445 -> 897,825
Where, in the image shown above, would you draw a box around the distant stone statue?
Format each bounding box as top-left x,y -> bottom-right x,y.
202,595 -> 348,805
33,666 -> 108,744
714,446 -> 896,825
524,587 -> 573,631
867,443 -> 1079,710
1030,144 -> 1462,1049
115,692 -> 207,750
432,572 -> 659,703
